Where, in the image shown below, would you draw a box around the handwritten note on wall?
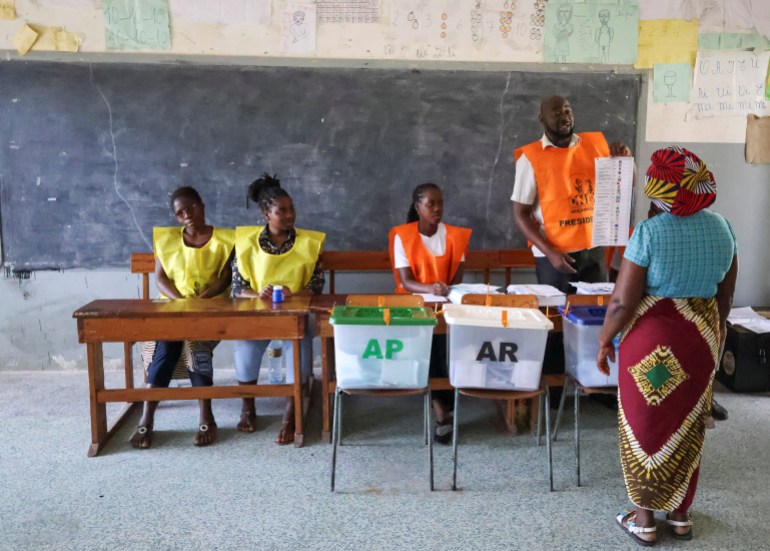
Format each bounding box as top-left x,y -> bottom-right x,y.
691,51 -> 770,118
636,19 -> 698,69
104,0 -> 171,51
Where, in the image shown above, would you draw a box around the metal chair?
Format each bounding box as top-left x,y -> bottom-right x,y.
451,295 -> 554,491
331,294 -> 434,492
452,386 -> 553,491
551,294 -> 616,487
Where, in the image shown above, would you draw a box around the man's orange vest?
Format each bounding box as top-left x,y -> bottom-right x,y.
514,132 -> 609,252
388,222 -> 472,294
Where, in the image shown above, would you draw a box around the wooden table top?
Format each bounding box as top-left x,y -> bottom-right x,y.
73,296 -> 312,319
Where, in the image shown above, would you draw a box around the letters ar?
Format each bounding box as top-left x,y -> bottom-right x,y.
476,341 -> 518,362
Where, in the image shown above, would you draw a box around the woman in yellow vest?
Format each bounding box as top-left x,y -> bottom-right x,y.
131,186 -> 234,449
232,174 -> 325,445
388,182 -> 471,444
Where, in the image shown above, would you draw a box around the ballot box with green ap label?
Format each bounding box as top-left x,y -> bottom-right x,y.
329,306 -> 437,390
444,304 -> 553,391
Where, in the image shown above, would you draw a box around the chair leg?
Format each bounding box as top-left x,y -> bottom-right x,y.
575,383 -> 581,487
544,391 -> 553,492
536,392 -> 543,446
451,386 -> 459,491
424,389 -> 429,445
331,388 -> 342,492
553,376 -> 570,442
426,390 -> 434,491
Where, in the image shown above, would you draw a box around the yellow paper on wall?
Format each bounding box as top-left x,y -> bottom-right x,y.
28,25 -> 58,50
635,19 -> 699,69
0,0 -> 15,20
55,30 -> 80,52
12,24 -> 37,55
28,25 -> 79,52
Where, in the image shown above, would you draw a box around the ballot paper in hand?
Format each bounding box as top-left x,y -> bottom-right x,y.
591,156 -> 634,247
507,284 -> 566,306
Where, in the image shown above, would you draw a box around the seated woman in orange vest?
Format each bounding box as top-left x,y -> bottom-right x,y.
232,174 -> 325,445
388,183 -> 471,444
131,186 -> 235,449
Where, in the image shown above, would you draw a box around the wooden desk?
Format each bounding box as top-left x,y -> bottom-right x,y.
74,297 -> 310,456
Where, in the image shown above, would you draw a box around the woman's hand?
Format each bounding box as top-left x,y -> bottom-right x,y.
432,281 -> 449,296
596,340 -> 616,376
258,285 -> 273,300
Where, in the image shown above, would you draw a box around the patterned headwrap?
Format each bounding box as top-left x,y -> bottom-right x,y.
644,146 -> 716,216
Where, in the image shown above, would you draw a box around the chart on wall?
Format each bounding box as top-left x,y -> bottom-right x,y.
543,0 -> 639,64
384,0 -> 544,60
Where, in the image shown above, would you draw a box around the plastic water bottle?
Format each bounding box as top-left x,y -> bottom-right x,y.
267,341 -> 285,384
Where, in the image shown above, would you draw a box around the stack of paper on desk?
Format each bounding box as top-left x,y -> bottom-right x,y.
506,284 -> 566,307
727,307 -> 770,334
570,281 -> 615,295
447,283 -> 503,304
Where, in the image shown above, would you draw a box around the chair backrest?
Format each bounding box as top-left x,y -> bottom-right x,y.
345,294 -> 425,307
130,252 -> 155,300
460,294 -> 540,308
564,294 -> 610,307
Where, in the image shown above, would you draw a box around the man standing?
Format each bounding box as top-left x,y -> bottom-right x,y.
511,95 -> 631,293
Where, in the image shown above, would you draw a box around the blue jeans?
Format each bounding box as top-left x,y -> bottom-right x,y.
234,327 -> 313,384
146,341 -> 213,388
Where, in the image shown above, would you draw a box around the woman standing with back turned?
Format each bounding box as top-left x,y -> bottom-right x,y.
597,147 -> 738,546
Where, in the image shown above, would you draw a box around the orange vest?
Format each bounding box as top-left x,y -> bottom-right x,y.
388,222 -> 472,294
514,132 -> 609,252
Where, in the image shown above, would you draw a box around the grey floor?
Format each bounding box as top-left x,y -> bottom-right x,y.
1,369 -> 768,551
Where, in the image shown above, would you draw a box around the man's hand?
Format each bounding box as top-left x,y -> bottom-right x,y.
609,141 -> 631,157
547,251 -> 577,274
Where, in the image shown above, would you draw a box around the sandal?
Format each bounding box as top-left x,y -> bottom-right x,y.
434,418 -> 453,445
130,424 -> 153,449
616,509 -> 657,547
194,422 -> 218,447
276,422 -> 295,445
667,513 -> 693,541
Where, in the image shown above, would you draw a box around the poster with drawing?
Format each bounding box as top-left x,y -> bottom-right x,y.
282,3 -> 316,54
544,0 -> 638,64
385,0 -> 543,59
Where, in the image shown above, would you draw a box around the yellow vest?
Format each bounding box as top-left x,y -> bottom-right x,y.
153,227 -> 235,298
235,226 -> 325,294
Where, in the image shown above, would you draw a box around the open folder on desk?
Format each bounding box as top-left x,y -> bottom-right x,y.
506,284 -> 566,307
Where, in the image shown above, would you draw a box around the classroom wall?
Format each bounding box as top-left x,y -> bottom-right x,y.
1,0 -> 768,371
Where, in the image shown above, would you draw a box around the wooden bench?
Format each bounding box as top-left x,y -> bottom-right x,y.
321,249 -> 536,293
130,249 -> 536,296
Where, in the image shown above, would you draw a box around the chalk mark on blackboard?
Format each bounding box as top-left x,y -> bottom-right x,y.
93,67 -> 151,250
482,71 -> 511,245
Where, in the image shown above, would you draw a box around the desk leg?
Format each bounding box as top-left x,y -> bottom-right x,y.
293,337 -> 304,448
321,336 -> 332,444
123,342 -> 134,390
87,342 -> 108,457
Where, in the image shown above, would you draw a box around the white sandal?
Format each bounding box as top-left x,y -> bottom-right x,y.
616,510 -> 657,547
666,513 -> 693,541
